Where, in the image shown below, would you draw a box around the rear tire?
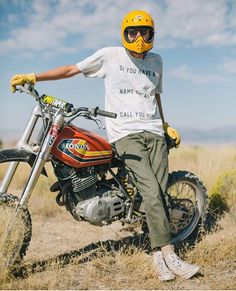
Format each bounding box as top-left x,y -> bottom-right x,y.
0,193 -> 32,270
167,171 -> 208,245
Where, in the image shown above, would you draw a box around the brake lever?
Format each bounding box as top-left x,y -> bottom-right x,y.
93,117 -> 105,129
84,113 -> 105,129
16,84 -> 39,99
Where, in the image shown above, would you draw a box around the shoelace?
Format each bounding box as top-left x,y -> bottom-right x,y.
167,253 -> 183,268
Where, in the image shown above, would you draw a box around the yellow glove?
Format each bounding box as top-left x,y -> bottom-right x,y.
163,122 -> 181,147
10,73 -> 36,93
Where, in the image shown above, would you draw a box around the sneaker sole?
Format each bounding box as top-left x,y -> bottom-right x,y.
178,265 -> 200,280
159,274 -> 176,282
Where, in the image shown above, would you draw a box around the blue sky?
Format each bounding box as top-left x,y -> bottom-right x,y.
0,0 -> 236,143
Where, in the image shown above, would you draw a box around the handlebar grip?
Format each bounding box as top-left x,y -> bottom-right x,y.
95,108 -> 117,119
41,94 -> 73,113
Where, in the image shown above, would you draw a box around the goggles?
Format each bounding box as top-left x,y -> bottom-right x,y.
124,26 -> 154,43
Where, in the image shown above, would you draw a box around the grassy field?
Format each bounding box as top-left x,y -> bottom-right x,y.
0,144 -> 235,289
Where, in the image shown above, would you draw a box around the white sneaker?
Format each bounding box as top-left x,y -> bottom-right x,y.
153,251 -> 175,281
164,252 -> 200,279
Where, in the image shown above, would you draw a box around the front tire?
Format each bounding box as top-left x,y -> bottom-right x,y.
0,193 -> 32,270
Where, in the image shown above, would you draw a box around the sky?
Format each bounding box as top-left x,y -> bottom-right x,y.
0,0 -> 236,143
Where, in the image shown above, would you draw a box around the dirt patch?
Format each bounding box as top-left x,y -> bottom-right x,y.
26,209 -> 136,262
1,208 -> 235,290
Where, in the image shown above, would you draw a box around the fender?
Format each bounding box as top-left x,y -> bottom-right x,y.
0,148 -> 47,176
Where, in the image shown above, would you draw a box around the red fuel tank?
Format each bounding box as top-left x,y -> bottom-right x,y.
51,125 -> 112,168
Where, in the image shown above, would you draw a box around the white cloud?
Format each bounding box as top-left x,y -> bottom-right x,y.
0,0 -> 235,55
158,0 -> 236,47
168,65 -> 222,83
168,63 -> 234,83
218,60 -> 236,75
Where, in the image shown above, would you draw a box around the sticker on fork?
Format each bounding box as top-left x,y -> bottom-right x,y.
49,124 -> 61,137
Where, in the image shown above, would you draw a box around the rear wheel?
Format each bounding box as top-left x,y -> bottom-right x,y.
0,193 -> 32,271
167,171 -> 208,245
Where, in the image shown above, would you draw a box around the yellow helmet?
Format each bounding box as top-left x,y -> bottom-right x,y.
121,10 -> 155,54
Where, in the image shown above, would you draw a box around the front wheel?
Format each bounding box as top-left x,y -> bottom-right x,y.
167,171 -> 208,245
0,193 -> 32,271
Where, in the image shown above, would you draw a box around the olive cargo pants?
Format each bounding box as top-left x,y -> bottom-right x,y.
114,131 -> 172,248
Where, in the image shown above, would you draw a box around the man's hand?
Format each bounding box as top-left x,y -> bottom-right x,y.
163,122 -> 181,147
10,73 -> 36,93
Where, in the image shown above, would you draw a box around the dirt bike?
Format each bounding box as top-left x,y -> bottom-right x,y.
0,84 -> 208,271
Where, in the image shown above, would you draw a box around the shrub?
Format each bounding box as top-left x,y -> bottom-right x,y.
209,169 -> 236,212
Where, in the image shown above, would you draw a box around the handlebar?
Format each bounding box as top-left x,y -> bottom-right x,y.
15,84 -> 117,119
94,107 -> 117,119
41,94 -> 73,113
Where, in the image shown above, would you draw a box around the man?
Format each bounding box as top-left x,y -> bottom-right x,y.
10,10 -> 200,281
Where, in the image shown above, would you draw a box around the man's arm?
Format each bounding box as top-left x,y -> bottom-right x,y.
155,93 -> 165,123
36,64 -> 81,81
156,93 -> 181,147
10,64 -> 81,92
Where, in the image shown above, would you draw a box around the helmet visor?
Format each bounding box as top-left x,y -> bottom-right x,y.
124,26 -> 154,43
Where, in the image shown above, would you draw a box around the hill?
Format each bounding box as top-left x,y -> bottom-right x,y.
180,126 -> 236,144
1,126 -> 236,145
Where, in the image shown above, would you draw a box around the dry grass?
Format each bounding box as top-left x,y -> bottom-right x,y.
188,207 -> 236,265
169,144 -> 236,191
0,145 -> 236,289
0,162 -> 60,217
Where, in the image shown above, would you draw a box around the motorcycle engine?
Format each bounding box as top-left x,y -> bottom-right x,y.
54,163 -> 98,200
75,190 -> 125,226
53,162 -> 125,225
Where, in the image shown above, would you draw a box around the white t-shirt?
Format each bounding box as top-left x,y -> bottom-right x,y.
76,46 -> 164,143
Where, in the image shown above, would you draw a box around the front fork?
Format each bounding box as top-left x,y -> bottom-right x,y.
0,105 -> 42,195
0,107 -> 64,207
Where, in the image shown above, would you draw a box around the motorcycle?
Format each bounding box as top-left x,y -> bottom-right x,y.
0,85 -> 208,270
